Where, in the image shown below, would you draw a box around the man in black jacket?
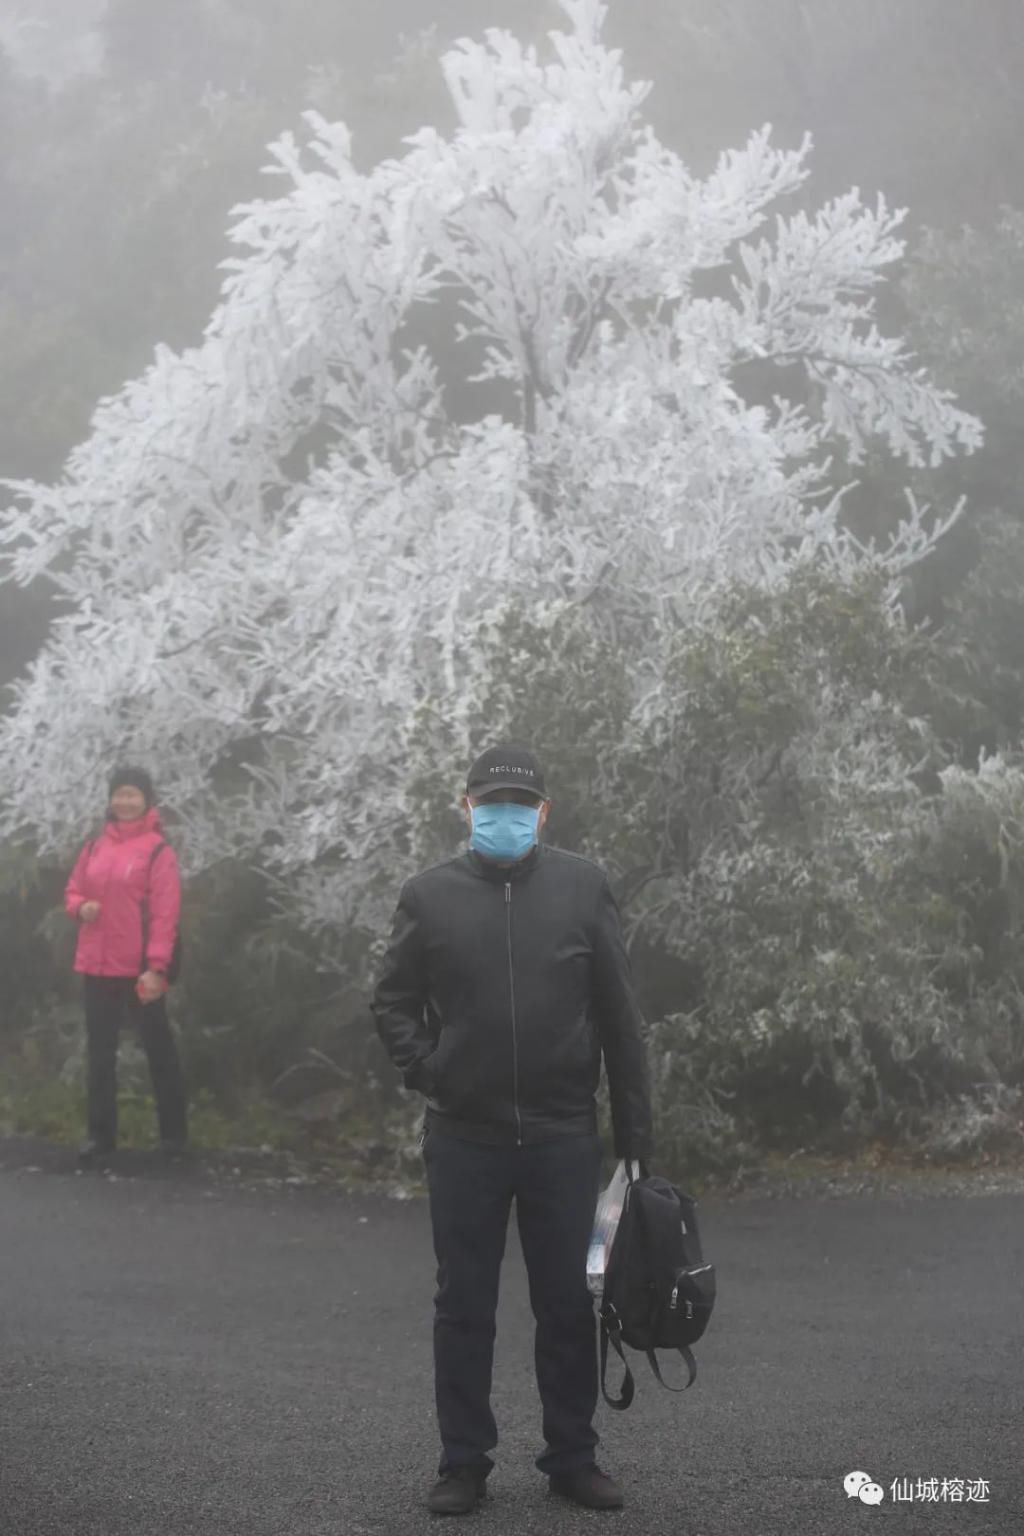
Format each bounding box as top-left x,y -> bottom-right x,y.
372,743 -> 654,1515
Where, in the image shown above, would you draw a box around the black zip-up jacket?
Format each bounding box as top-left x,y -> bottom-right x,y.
371,840 -> 654,1160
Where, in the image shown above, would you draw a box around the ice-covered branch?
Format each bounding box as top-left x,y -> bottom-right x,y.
0,2 -> 982,907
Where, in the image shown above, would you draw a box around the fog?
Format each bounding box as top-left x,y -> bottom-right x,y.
1,4 -> 1023,1530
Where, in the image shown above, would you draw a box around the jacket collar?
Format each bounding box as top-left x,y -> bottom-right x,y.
465,841 -> 543,883
105,806 -> 163,843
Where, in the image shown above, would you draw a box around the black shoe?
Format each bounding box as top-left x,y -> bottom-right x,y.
159,1138 -> 188,1161
78,1138 -> 116,1166
549,1464 -> 624,1510
427,1467 -> 488,1515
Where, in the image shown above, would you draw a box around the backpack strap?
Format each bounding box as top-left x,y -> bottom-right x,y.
645,1346 -> 697,1393
140,841 -> 168,972
599,1309 -> 636,1411
600,1322 -> 697,1409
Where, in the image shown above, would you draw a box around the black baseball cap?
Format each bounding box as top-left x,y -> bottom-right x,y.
466,744 -> 547,801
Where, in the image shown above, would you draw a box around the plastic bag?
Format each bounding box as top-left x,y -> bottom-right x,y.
586,1159 -> 641,1297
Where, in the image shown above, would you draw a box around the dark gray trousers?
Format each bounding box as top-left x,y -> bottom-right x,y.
422,1128 -> 603,1479
83,975 -> 187,1146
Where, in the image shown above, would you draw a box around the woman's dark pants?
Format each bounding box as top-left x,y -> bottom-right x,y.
422,1128 -> 603,1480
83,976 -> 187,1146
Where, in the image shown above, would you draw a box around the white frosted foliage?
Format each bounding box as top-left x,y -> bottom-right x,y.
0,0 -> 981,936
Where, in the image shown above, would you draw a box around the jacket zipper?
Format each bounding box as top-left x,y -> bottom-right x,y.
505,882 -> 522,1146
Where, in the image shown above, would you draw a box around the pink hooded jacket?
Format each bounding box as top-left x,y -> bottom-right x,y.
65,807 -> 181,977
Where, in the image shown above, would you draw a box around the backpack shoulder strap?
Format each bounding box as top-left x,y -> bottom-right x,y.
146,839 -> 168,872
599,1311 -> 636,1411
645,1346 -> 697,1392
139,841 -> 172,972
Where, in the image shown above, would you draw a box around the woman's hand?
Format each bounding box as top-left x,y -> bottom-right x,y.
79,901 -> 101,923
136,970 -> 166,1005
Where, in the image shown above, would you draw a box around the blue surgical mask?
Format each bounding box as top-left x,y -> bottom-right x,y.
469,801 -> 542,861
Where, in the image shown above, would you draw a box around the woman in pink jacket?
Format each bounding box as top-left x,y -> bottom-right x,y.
65,767 -> 187,1165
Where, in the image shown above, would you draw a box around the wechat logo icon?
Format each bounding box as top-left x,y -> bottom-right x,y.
845,1471 -> 885,1504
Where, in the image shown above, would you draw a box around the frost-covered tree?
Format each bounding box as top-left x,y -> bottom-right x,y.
0,0 -> 981,960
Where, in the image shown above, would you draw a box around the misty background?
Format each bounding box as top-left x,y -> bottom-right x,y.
2,0 -> 1024,1184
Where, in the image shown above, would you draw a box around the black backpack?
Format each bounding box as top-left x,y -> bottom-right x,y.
598,1167 -> 717,1410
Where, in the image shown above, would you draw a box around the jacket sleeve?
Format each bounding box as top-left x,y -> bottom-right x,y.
590,874 -> 655,1162
371,878 -> 435,1093
145,845 -> 181,973
65,842 -> 92,920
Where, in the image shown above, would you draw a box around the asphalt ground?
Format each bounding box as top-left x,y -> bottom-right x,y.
1,1136 -> 1022,1536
